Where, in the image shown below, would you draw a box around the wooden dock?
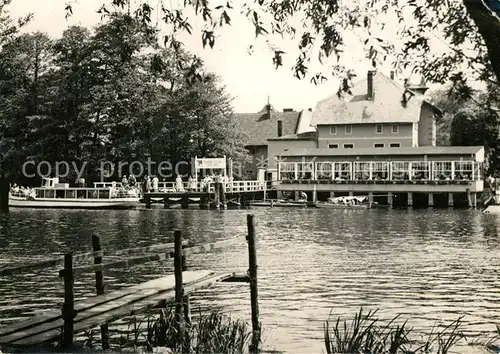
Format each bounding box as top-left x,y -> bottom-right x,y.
143,181 -> 271,209
0,271 -> 231,346
0,215 -> 261,352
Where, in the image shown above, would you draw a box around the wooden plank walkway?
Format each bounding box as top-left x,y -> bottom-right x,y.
0,270 -> 232,347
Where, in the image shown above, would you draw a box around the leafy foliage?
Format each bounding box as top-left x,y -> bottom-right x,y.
428,83 -> 500,174
0,8 -> 248,183
66,0 -> 500,92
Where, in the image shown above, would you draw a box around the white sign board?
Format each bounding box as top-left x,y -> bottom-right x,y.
195,157 -> 226,170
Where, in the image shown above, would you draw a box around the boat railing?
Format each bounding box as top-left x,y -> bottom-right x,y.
32,187 -> 138,200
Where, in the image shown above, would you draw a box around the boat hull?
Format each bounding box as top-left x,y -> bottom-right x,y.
9,195 -> 139,210
315,202 -> 369,210
249,201 -> 308,208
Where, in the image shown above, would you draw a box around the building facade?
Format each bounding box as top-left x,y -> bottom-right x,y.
267,70 -> 485,206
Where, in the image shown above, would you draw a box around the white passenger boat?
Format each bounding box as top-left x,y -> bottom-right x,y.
9,178 -> 140,209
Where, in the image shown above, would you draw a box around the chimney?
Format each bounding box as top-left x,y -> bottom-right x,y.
390,71 -> 395,80
367,70 -> 376,100
308,108 -> 312,112
266,103 -> 271,120
277,120 -> 283,137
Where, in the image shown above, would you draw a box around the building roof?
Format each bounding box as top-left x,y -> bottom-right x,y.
311,71 -> 435,125
268,132 -> 317,141
296,108 -> 316,134
278,146 -> 484,159
234,108 -> 302,146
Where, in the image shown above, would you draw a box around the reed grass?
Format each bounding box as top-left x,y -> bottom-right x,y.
79,306 -> 251,353
322,307 -> 500,354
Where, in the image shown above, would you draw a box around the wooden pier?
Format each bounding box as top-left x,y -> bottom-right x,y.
141,180 -> 270,209
0,215 -> 261,352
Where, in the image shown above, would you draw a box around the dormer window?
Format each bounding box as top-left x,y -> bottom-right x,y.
330,126 -> 337,135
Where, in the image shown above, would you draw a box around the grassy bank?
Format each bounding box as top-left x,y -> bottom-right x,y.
1,307 -> 499,353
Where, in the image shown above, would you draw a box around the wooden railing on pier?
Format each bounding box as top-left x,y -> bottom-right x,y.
94,180 -> 267,193
0,215 -> 261,353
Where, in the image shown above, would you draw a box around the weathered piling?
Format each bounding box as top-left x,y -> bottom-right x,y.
174,230 -> 185,346
92,235 -> 109,350
0,177 -> 9,212
62,253 -> 75,348
214,183 -> 220,208
181,195 -> 189,209
181,246 -> 191,326
247,214 -> 261,353
145,194 -> 151,209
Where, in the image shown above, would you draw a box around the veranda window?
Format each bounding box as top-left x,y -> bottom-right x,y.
297,162 -> 313,179
354,162 -> 370,180
372,162 -> 389,180
316,162 -> 333,180
433,162 -> 452,180
333,162 -> 352,180
455,161 -> 473,180
391,162 -> 410,180
411,161 -> 430,180
279,162 -> 296,180
473,162 -> 481,180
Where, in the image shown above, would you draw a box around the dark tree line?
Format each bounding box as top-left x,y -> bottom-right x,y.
0,11 -> 248,188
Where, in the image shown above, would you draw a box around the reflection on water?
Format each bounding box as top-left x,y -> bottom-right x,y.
1,208 -> 500,353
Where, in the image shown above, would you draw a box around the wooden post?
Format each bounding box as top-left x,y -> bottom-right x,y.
181,195 -> 189,209
62,253 -> 75,348
220,182 -> 226,209
174,230 -> 185,347
0,176 -> 9,212
92,235 -> 109,350
164,196 -> 169,209
246,215 -> 260,354
145,194 -> 151,209
181,248 -> 191,326
214,183 -> 220,208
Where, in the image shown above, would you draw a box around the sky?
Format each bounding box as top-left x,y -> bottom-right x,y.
7,0 -> 443,113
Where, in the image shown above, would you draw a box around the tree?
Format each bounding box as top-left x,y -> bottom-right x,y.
73,0 -> 500,92
429,82 -> 500,173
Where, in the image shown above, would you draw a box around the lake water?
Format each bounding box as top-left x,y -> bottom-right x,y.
0,207 -> 499,353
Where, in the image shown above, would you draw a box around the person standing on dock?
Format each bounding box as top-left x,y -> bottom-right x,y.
188,175 -> 196,192
122,175 -> 129,189
175,175 -> 184,191
152,175 -> 159,192
128,174 -> 136,188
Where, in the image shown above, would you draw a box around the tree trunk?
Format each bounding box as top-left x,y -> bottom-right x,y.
463,0 -> 500,85
0,177 -> 9,212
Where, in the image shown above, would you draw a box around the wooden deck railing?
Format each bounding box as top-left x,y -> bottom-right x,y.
0,215 -> 261,353
94,180 -> 267,193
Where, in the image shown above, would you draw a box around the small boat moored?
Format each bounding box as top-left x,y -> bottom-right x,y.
315,195 -> 371,209
248,199 -> 308,208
